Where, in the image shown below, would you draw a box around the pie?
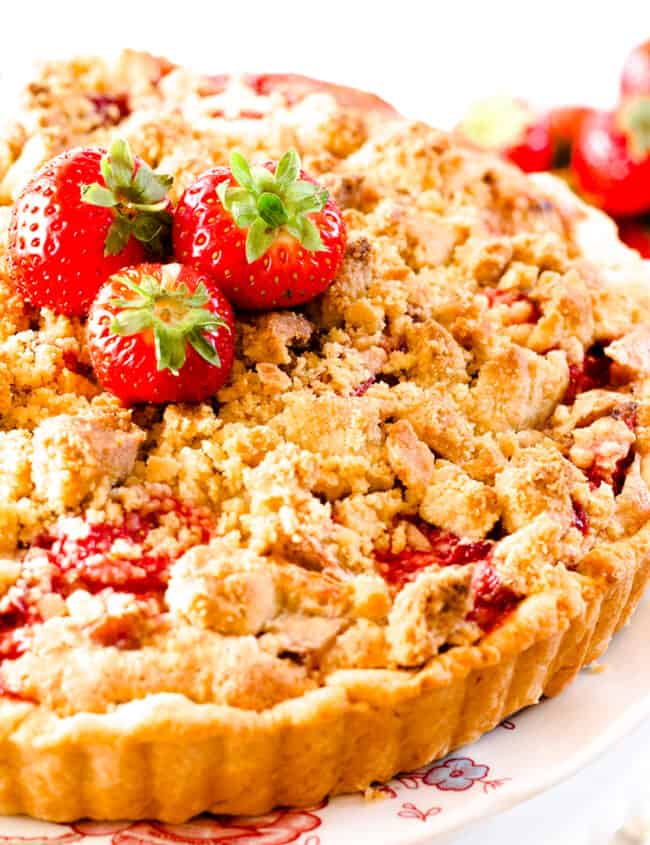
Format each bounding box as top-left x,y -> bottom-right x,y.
0,51 -> 649,822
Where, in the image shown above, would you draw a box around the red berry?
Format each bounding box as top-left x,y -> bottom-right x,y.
8,139 -> 173,316
87,263 -> 235,405
547,105 -> 593,168
621,39 -> 650,98
571,103 -> 650,217
173,149 -> 346,309
617,217 -> 650,258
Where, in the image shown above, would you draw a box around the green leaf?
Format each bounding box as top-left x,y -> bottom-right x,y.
296,216 -> 325,252
284,180 -> 320,204
251,167 -> 275,193
283,220 -> 303,242
108,138 -> 135,188
100,155 -> 116,191
258,192 -> 288,228
293,187 -> 328,215
230,151 -> 255,192
138,274 -> 162,297
111,274 -> 151,299
132,164 -> 172,204
81,183 -> 118,207
110,295 -> 149,310
186,283 -> 210,308
216,179 -> 231,209
133,213 -> 163,243
622,97 -> 650,156
224,186 -> 252,207
188,329 -> 221,367
111,309 -> 154,336
245,217 -> 275,263
275,149 -> 300,188
104,216 -> 133,256
153,323 -> 186,375
231,200 -> 259,229
186,308 -> 229,331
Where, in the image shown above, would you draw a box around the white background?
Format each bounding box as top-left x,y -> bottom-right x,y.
4,0 -> 650,128
3,2 -> 650,842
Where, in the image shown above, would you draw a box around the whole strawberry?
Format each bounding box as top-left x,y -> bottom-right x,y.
8,139 -> 172,316
87,263 -> 235,405
173,149 -> 346,309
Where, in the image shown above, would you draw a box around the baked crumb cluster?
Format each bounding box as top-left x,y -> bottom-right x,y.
0,51 -> 649,717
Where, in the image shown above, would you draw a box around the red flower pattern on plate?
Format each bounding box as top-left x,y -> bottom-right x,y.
111,809 -> 322,845
0,835 -> 83,845
3,808 -> 323,845
423,757 -> 490,791
379,754 -> 511,801
397,803 -> 442,822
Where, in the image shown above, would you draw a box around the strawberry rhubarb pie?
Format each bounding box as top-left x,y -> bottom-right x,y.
0,51 -> 648,822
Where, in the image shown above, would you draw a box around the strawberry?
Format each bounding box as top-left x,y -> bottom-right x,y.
457,96 -> 553,172
172,149 -> 346,309
8,139 -> 172,316
87,263 -> 235,405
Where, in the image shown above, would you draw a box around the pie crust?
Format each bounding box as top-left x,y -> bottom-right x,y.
0,52 -> 648,822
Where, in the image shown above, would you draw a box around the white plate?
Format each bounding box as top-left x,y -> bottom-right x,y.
0,593 -> 648,845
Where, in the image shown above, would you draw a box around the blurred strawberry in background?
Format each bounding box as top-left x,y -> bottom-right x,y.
456,37 -> 650,259
571,100 -> 650,217
547,106 -> 593,168
621,39 -> 650,96
617,217 -> 650,258
456,96 -> 553,172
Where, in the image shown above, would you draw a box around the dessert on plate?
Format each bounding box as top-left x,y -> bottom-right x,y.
0,50 -> 648,822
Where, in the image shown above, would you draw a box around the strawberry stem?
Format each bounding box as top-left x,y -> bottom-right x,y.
109,271 -> 230,376
81,138 -> 173,258
217,149 -> 329,263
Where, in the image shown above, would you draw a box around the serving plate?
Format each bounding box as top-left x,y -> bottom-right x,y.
0,592 -> 647,845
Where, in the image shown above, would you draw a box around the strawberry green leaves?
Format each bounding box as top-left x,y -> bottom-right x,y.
82,138 -> 173,258
619,96 -> 650,157
110,272 -> 231,375
217,149 -> 329,262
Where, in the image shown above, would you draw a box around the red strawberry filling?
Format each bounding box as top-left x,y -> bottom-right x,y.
571,499 -> 590,535
375,526 -> 493,589
484,288 -> 541,323
467,561 -> 521,633
586,447 -> 635,495
32,500 -> 211,596
351,376 -> 376,397
375,524 -> 520,633
582,407 -> 637,495
88,93 -> 130,125
564,345 -> 611,404
0,499 -> 213,679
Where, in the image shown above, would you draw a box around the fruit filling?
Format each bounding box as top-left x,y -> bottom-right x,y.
467,561 -> 521,633
375,524 -> 519,632
88,93 -> 131,125
375,525 -> 493,589
586,446 -> 636,495
564,344 -> 611,404
0,498 -> 213,666
571,499 -> 590,535
484,287 -> 541,323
